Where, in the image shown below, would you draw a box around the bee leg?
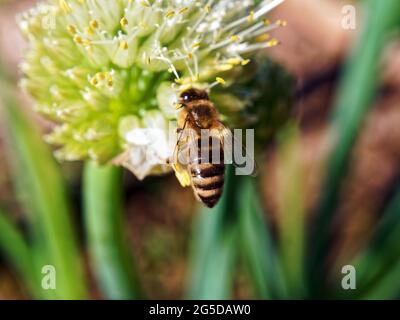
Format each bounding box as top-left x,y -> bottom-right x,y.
176,128 -> 183,134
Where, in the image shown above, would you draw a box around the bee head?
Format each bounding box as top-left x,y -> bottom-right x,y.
180,88 -> 209,105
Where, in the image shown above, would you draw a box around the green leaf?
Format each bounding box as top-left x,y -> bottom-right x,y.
350,189 -> 400,299
237,176 -> 287,299
0,210 -> 42,298
0,57 -> 88,299
276,125 -> 305,297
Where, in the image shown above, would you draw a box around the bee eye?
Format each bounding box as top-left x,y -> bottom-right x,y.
183,94 -> 190,101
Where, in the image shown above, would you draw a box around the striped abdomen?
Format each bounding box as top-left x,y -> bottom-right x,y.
189,136 -> 225,208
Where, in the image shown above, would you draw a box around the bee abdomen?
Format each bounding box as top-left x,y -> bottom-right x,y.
190,164 -> 225,208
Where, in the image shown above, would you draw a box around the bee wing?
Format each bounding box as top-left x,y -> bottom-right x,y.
170,117 -> 194,187
214,122 -> 258,176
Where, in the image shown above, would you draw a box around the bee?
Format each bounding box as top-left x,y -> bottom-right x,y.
170,88 -> 233,208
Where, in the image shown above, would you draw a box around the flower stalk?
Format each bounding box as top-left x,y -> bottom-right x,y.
83,161 -> 141,299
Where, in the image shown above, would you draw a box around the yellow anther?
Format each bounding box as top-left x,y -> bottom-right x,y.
175,78 -> 184,84
191,41 -> 201,49
241,59 -> 251,66
256,33 -> 270,42
263,19 -> 271,25
73,35 -> 83,44
85,27 -> 95,36
218,64 -> 234,72
247,10 -> 255,22
179,7 -> 189,14
187,52 -> 193,60
267,38 -> 279,46
120,17 -> 129,27
90,20 -> 99,29
166,10 -> 175,18
230,35 -> 240,42
82,39 -> 91,46
120,40 -> 129,50
204,5 -> 211,13
67,25 -> 77,34
277,19 -> 287,27
98,73 -> 106,81
59,0 -> 72,14
107,80 -> 114,87
146,56 -> 151,65
90,77 -> 98,86
216,77 -> 226,85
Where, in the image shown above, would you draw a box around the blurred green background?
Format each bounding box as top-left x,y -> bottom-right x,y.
0,0 -> 400,300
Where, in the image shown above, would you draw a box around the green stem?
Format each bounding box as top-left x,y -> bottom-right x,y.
83,161 -> 141,300
347,188 -> 400,299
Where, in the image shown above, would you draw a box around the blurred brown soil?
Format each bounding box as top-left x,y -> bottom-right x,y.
0,267 -> 26,300
124,175 -> 196,299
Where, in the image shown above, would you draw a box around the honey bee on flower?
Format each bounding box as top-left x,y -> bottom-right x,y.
18,0 -> 287,203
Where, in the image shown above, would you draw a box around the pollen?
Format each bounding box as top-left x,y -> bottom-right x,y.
73,35 -> 83,45
90,77 -> 98,86
179,7 -> 189,14
230,35 -> 241,42
165,10 -> 175,18
90,20 -> 99,29
216,77 -> 226,85
120,17 -> 129,27
120,40 -> 129,50
67,25 -> 77,35
256,34 -> 270,42
248,11 -> 255,22
267,38 -> 279,46
277,19 -> 287,27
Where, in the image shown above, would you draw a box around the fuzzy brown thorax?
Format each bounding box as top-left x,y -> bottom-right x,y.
179,88 -> 219,129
